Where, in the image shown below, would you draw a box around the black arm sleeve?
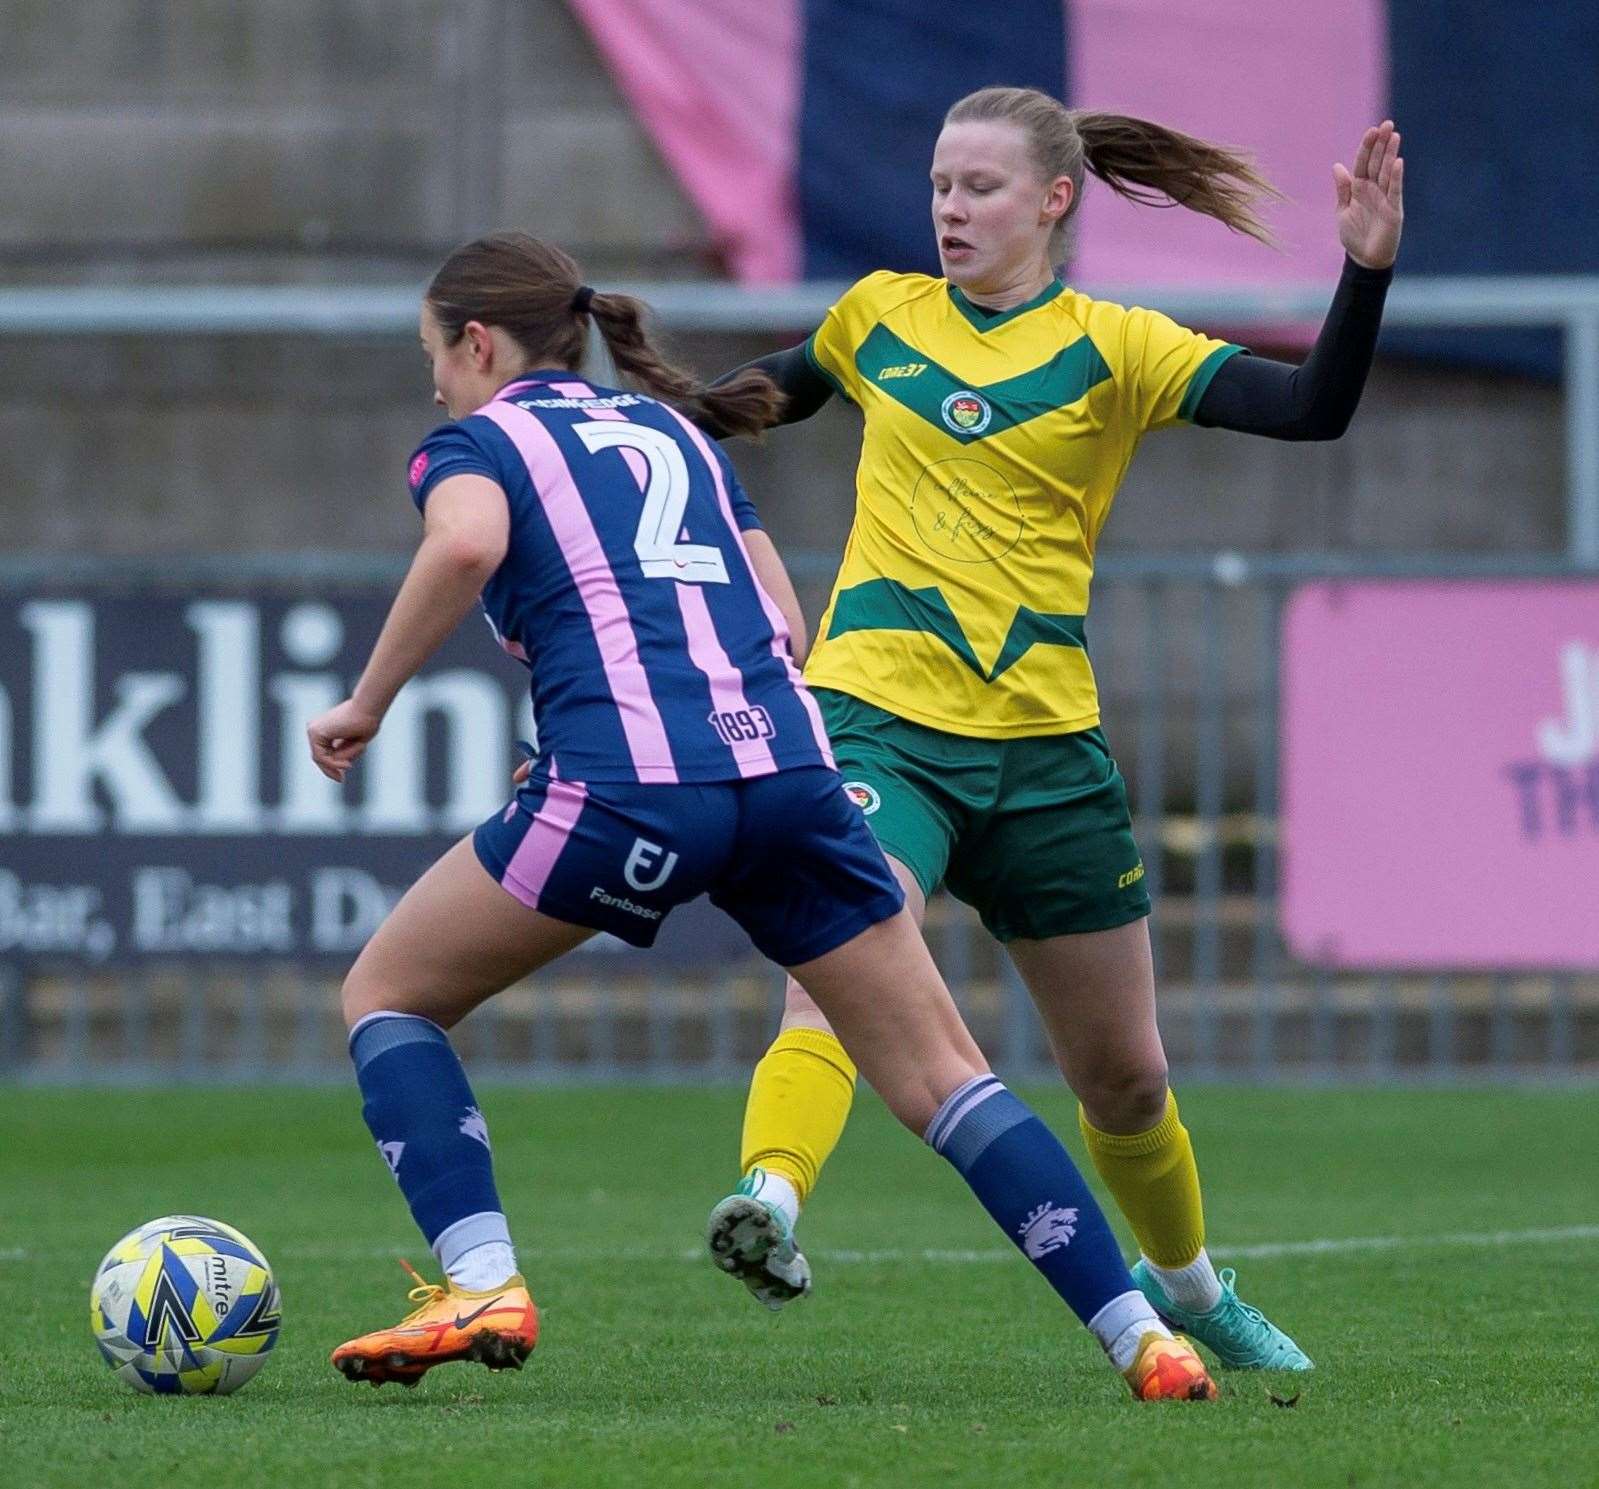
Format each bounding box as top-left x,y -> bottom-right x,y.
696,341 -> 834,438
1192,256 -> 1393,441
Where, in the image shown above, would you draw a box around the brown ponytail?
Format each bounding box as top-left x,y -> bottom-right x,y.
585,291 -> 783,439
426,232 -> 782,438
944,87 -> 1282,258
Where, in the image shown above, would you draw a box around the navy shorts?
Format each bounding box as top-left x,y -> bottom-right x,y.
472,766 -> 906,966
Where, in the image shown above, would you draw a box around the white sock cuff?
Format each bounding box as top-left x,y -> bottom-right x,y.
1088,1288 -> 1167,1370
348,1009 -> 401,1041
346,1004 -> 447,1068
1144,1249 -> 1223,1313
746,1169 -> 801,1229
432,1210 -> 513,1274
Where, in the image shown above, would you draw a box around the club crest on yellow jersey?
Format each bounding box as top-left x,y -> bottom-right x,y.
940,390 -> 991,435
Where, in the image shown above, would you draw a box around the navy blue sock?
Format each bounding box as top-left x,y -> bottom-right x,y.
349,1012 -> 505,1252
926,1075 -> 1138,1328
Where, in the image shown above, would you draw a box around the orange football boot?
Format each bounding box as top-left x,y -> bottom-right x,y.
1123,1332 -> 1220,1401
331,1259 -> 538,1387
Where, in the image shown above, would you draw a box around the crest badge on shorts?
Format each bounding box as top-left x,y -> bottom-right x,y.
843,781 -> 881,815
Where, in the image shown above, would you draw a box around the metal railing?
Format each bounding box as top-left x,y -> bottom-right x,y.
3,276 -> 1597,564
2,551 -> 1592,1084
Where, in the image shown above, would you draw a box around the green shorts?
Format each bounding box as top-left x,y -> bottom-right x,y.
818,688 -> 1151,942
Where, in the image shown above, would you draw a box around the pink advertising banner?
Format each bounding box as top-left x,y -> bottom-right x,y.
1280,581 -> 1599,970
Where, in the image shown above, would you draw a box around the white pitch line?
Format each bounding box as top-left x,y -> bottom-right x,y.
9,1224 -> 1595,1267
277,1223 -> 1599,1265
1218,1223 -> 1599,1260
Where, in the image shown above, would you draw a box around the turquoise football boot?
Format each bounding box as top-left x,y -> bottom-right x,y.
705,1176 -> 811,1312
1131,1260 -> 1313,1371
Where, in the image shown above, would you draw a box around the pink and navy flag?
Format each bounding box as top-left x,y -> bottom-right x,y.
569,1 -> 1597,370
567,0 -> 1383,287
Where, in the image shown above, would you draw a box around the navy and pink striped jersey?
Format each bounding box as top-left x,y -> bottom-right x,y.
407,372 -> 835,785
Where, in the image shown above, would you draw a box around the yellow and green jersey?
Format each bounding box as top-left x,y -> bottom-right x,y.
803,269 -> 1240,738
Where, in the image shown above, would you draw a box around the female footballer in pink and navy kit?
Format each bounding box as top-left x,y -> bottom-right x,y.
307,232 -> 1218,1401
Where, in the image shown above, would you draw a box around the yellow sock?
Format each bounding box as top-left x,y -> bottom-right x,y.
739,1026 -> 857,1204
1078,1090 -> 1206,1267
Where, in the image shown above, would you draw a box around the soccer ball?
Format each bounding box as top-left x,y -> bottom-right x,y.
90,1215 -> 281,1395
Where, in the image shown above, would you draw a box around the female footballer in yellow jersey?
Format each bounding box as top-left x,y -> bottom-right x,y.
702,88 -> 1403,1371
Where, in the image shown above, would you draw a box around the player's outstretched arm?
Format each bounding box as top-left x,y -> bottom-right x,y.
700,342 -> 834,438
307,474 -> 509,783
1193,121 -> 1403,442
1335,118 -> 1404,272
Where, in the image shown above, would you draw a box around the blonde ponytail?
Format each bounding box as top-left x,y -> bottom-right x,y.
944,87 -> 1282,257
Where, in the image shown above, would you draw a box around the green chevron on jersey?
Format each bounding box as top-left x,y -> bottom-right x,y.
853,323 -> 1113,444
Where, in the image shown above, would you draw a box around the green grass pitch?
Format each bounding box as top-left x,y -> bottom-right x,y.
3,1083 -> 1595,1488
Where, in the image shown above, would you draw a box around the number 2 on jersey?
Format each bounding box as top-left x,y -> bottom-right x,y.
573,420 -> 730,584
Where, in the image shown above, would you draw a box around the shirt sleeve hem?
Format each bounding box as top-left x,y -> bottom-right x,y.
804,332 -> 854,405
1177,342 -> 1247,423
413,456 -> 500,511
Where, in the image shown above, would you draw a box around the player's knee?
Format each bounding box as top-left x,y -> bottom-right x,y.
883,1061 -> 990,1138
880,1083 -> 944,1137
339,947 -> 409,1030
781,978 -> 832,1030
339,964 -> 382,1030
1077,1057 -> 1170,1133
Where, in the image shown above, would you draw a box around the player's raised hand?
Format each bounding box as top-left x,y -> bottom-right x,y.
1334,120 -> 1403,270
307,697 -> 383,783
